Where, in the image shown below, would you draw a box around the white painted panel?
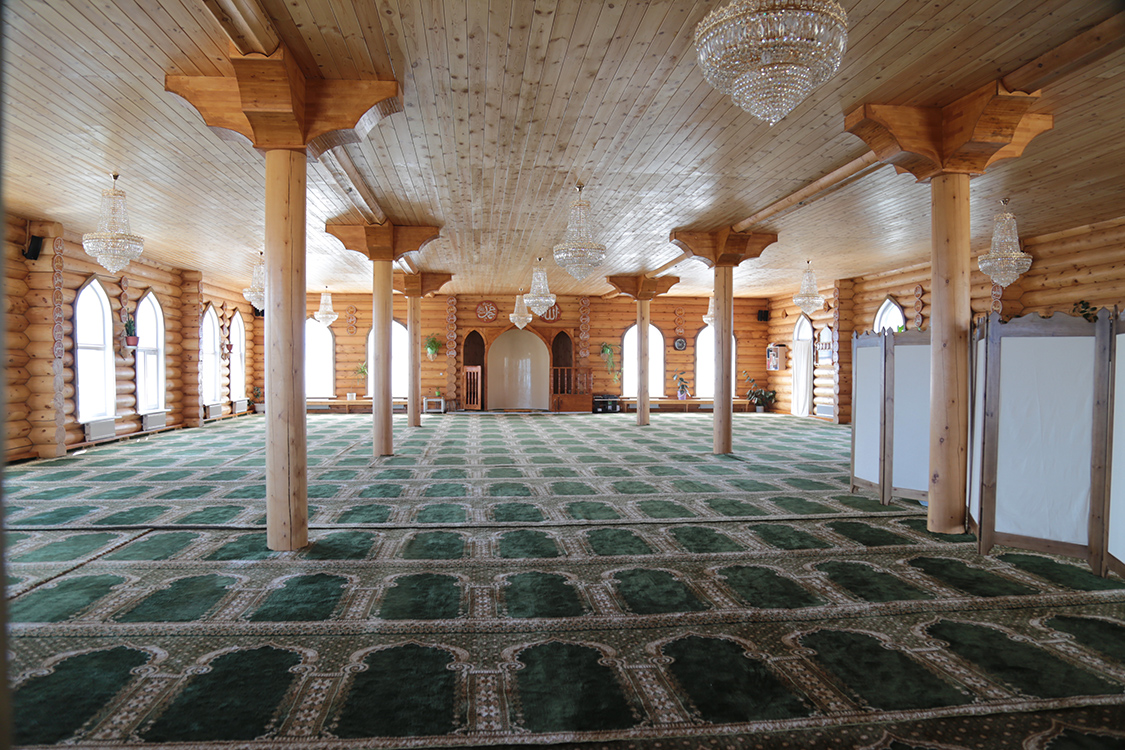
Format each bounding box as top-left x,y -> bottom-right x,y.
1108,332 -> 1125,564
852,345 -> 881,484
969,338 -> 986,526
995,337 -> 1094,546
891,343 -> 930,493
487,329 -> 550,410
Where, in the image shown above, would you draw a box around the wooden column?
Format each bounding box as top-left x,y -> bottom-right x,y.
372,260 -> 394,455
637,299 -> 651,426
407,295 -> 422,426
714,266 -> 734,454
264,148 -> 308,551
929,173 -> 971,532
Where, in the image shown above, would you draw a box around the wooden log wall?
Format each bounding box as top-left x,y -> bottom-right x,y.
201,281 -> 259,417
6,217 -> 35,461
1018,219 -> 1125,316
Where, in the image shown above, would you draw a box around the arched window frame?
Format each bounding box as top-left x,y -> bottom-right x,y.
793,314 -> 814,341
229,310 -> 247,401
305,317 -> 336,398
622,323 -> 665,398
74,278 -> 115,423
874,297 -> 906,332
200,305 -> 222,406
366,320 -> 410,397
693,325 -> 738,399
134,291 -> 166,414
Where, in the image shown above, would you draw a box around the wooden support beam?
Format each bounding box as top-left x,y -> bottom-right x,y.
606,275 -> 679,301
1003,12 -> 1125,94
408,296 -> 422,427
668,228 -> 778,268
319,147 -> 387,226
393,271 -> 453,298
714,266 -> 734,454
373,260 -> 394,456
200,0 -> 280,57
325,222 -> 440,262
637,299 -> 650,427
645,250 -> 692,278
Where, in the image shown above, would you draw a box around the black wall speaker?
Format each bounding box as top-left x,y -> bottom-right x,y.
23,235 -> 44,260
757,309 -> 770,322
254,308 -> 265,318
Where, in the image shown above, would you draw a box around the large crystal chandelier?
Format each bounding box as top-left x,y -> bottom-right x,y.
82,174 -> 145,273
978,199 -> 1032,288
553,183 -> 607,280
314,288 -> 338,326
510,289 -> 532,329
242,251 -> 266,311
694,0 -> 848,125
523,258 -> 556,316
702,297 -> 716,326
793,260 -> 825,314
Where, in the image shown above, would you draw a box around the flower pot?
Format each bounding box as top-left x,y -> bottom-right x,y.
125,335 -> 139,347
677,390 -> 688,400
346,393 -> 357,400
254,404 -> 266,414
756,405 -> 765,413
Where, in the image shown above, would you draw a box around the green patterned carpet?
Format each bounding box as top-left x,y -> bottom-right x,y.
6,412 -> 1125,749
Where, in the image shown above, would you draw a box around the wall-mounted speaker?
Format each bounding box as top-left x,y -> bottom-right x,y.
23,235 -> 44,260
757,309 -> 770,322
254,308 -> 265,318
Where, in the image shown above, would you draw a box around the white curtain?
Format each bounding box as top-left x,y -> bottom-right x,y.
790,340 -> 813,417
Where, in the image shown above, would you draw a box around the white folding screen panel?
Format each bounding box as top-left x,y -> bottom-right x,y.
887,331 -> 930,502
967,333 -> 987,532
850,334 -> 884,494
1107,315 -> 1125,575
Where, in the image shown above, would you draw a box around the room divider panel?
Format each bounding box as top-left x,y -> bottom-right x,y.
850,333 -> 884,497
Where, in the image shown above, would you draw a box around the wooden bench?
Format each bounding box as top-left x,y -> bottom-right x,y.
306,398 -> 408,414
618,398 -> 759,413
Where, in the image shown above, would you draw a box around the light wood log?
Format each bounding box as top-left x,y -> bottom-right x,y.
1020,278 -> 1125,308
714,266 -> 733,454
408,295 -> 421,427
372,259 -> 394,452
637,299 -> 650,426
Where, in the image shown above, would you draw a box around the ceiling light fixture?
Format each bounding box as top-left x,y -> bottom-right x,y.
694,0 -> 848,126
510,289 -> 532,329
979,198 -> 1032,288
82,173 -> 145,273
793,260 -> 825,315
524,257 -> 557,316
553,183 -> 607,280
314,288 -> 338,326
242,251 -> 266,311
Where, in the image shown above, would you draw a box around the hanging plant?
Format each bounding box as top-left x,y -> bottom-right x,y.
354,361 -> 368,388
600,342 -> 621,384
424,333 -> 442,361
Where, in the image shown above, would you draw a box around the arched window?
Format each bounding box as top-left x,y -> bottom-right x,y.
366,321 -> 409,397
305,318 -> 335,398
874,297 -> 906,332
791,315 -> 814,418
694,326 -> 738,399
74,279 -> 115,423
200,306 -> 222,406
229,311 -> 246,401
622,324 -> 665,398
135,293 -> 166,414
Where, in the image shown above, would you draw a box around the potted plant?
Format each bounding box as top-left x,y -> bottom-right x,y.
600,342 -> 622,384
123,312 -> 138,347
424,333 -> 442,361
349,361 -> 368,400
671,368 -> 691,399
251,386 -> 266,414
743,373 -> 776,413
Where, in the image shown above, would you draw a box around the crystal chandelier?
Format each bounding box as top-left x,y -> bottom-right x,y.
314,288 -> 338,326
524,258 -> 556,316
81,173 -> 145,274
979,199 -> 1032,288
694,0 -> 848,125
793,260 -> 825,314
702,296 -> 716,326
242,251 -> 266,311
510,289 -> 532,329
553,183 -> 607,280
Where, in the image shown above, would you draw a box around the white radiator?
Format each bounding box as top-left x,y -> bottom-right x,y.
205,403 -> 223,419
232,398 -> 249,413
141,412 -> 167,431
84,418 -> 117,442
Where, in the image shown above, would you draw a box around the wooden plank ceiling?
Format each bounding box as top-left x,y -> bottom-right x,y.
3,0 -> 1124,297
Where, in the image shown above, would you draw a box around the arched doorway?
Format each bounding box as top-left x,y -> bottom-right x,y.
550,332 -> 592,412
487,329 -> 550,410
463,331 -> 486,410
791,315 -> 814,417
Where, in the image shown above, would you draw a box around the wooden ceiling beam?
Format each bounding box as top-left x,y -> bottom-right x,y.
200,0 -> 280,57
1003,11 -> 1125,94
645,250 -> 692,278
605,275 -> 680,301
668,228 -> 778,268
320,147 -> 387,226
392,271 -> 454,298
326,222 -> 440,263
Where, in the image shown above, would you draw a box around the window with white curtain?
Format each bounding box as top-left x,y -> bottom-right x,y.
135,293 -> 166,414
622,324 -> 665,397
75,279 -> 115,423
229,311 -> 246,400
366,321 -> 409,397
791,315 -> 814,417
306,318 -> 336,398
694,326 -> 738,399
201,306 -> 222,406
874,297 -> 906,332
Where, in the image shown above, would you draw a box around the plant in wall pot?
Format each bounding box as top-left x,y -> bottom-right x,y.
251,386 -> 265,414
349,361 -> 368,400
424,333 -> 442,361
743,373 -> 776,413
671,369 -> 691,399
123,312 -> 138,347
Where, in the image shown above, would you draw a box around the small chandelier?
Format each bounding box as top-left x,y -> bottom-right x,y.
314,288 -> 338,326
702,296 -> 716,326
694,0 -> 848,125
979,199 -> 1032,288
242,251 -> 266,311
82,173 -> 145,274
510,289 -> 532,329
553,183 -> 607,280
524,258 -> 556,316
793,260 -> 825,315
